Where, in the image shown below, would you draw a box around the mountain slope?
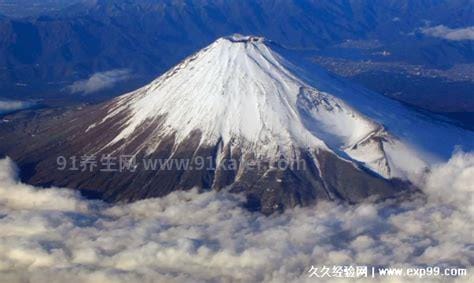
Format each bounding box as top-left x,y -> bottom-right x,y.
1,35 -> 472,213
95,35 -> 471,179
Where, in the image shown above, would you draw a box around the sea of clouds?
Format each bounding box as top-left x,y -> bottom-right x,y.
0,152 -> 472,283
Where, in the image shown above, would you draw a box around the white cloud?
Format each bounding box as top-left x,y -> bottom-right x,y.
67,69 -> 131,94
421,25 -> 474,41
0,152 -> 472,283
0,99 -> 34,114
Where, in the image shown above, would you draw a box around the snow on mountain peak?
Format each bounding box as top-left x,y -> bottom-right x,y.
224,34 -> 266,43
104,36 -> 373,151
96,35 -> 473,180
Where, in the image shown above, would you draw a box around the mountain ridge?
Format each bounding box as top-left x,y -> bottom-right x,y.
0,35 -> 472,214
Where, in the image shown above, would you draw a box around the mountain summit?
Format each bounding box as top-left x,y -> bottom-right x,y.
1,35 -> 472,213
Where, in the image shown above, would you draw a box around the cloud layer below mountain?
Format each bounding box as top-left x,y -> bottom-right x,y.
67,69 -> 131,94
421,25 -> 474,41
0,152 -> 472,283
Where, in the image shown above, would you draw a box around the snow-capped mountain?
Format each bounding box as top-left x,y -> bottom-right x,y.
96,35 -> 469,178
1,35 -> 472,213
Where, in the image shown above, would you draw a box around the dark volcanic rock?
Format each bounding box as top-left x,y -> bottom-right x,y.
0,105 -> 409,214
